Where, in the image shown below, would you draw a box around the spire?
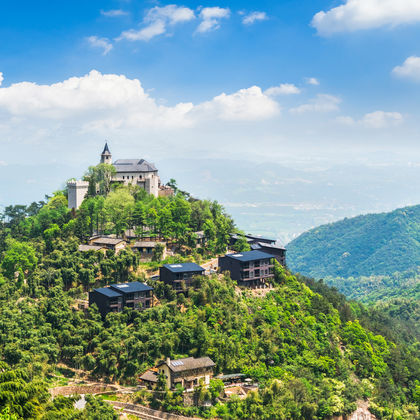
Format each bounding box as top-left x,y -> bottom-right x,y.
102,142 -> 111,155
100,142 -> 112,164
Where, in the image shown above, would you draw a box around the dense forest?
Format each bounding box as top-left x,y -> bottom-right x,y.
287,204 -> 420,278
0,169 -> 419,419
287,206 -> 420,347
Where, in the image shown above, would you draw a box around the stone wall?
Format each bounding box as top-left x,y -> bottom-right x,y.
49,383 -> 119,397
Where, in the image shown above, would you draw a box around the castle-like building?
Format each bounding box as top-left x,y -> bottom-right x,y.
68,143 -> 168,209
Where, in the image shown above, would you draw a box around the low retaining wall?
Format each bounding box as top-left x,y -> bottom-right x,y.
50,383 -> 119,397
108,401 -> 200,420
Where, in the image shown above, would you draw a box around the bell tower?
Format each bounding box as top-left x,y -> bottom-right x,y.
100,142 -> 112,164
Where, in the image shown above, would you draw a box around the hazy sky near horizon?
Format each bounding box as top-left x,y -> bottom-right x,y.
1,0 -> 420,212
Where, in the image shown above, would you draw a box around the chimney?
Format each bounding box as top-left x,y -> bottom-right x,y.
166,357 -> 171,366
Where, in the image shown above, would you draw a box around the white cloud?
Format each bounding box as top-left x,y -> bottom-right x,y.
265,84 -> 301,96
193,86 -> 280,121
362,111 -> 403,128
0,73 -> 3,87
242,11 -> 267,25
312,0 -> 420,36
197,7 -> 230,33
290,94 -> 341,114
336,111 -> 403,128
146,4 -> 195,25
119,21 -> 166,42
306,77 -> 320,86
118,5 -> 195,42
86,36 -> 113,55
392,56 -> 420,81
0,71 -> 280,130
100,9 -> 128,17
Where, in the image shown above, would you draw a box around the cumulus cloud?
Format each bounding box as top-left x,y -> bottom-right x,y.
242,11 -> 267,25
193,86 -> 280,121
197,7 -> 230,33
118,5 -> 195,42
306,77 -> 320,86
362,111 -> 403,128
0,71 -> 280,131
146,4 -> 195,25
100,9 -> 128,17
393,56 -> 420,81
312,0 -> 420,36
0,73 -> 3,87
290,94 -> 341,114
86,36 -> 113,55
265,84 -> 301,96
336,111 -> 403,128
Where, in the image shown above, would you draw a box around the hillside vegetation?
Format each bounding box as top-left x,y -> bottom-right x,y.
287,204 -> 420,279
0,178 -> 419,419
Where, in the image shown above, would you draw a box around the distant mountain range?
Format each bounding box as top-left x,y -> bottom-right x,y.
4,158 -> 420,245
287,204 -> 420,279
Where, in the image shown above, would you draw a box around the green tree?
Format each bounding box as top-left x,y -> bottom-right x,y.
1,239 -> 38,280
103,189 -> 134,235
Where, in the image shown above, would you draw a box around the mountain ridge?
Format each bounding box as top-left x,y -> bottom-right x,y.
287,204 -> 420,278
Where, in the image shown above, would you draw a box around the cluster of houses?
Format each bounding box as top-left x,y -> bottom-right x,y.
76,144 -> 284,393
88,232 -> 285,317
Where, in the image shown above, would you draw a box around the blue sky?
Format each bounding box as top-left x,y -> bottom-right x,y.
2,0 -> 420,235
2,0 -> 419,104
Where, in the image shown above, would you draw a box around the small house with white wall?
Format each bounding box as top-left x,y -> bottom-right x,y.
140,357 -> 215,391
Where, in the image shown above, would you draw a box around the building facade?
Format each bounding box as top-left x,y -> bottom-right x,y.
218,250 -> 274,287
140,357 -> 215,391
251,242 -> 286,266
101,143 -> 160,197
67,143 -> 165,209
89,237 -> 127,254
89,281 -> 154,317
159,263 -> 205,292
132,241 -> 167,260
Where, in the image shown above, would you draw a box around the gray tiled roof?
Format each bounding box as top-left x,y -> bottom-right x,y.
93,287 -> 122,298
140,370 -> 159,383
224,250 -> 274,262
133,241 -> 165,248
113,159 -> 157,173
91,237 -> 125,246
163,262 -> 205,273
78,244 -> 105,252
255,242 -> 286,251
162,357 -> 215,373
110,281 -> 153,294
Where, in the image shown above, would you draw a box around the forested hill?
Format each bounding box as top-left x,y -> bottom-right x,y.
0,168 -> 419,419
287,204 -> 420,279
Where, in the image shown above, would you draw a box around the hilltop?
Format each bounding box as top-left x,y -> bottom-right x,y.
287,204 -> 420,279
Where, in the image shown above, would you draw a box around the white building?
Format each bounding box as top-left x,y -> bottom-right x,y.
101,143 -> 160,197
67,180 -> 89,210
67,143 -> 162,209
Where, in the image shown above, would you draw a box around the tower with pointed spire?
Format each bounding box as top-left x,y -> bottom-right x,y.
100,142 -> 112,164
67,142 -> 169,209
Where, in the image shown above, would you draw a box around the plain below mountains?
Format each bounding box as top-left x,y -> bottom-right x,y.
287,204 -> 420,279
